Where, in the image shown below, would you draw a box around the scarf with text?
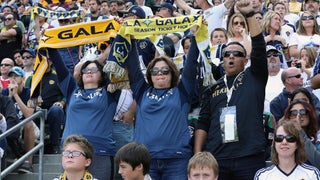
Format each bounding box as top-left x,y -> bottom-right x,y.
104,15 -> 215,89
58,170 -> 93,180
30,19 -> 120,97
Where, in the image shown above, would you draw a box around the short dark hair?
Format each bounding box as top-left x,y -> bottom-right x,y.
223,41 -> 247,57
115,142 -> 151,175
78,60 -> 106,89
146,56 -> 180,88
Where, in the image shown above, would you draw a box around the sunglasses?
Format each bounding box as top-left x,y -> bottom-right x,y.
81,67 -> 99,74
62,150 -> 86,157
150,67 -> 171,76
289,109 -> 308,119
223,50 -> 246,58
58,19 -> 70,23
0,63 -> 13,67
22,55 -> 33,59
123,13 -> 135,18
301,15 -> 315,20
274,134 -> 297,143
5,17 -> 13,21
233,21 -> 245,26
287,74 -> 302,79
267,53 -> 281,58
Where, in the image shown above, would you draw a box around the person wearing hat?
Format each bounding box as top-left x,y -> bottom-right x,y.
154,2 -> 174,18
118,5 -> 146,19
176,0 -> 235,36
21,48 -> 35,80
265,45 -> 284,112
2,66 -> 36,173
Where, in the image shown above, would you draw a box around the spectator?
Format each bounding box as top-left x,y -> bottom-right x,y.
254,120 -> 320,179
226,13 -> 251,58
283,101 -> 318,148
188,152 -> 219,180
0,93 -> 18,169
53,135 -> 97,180
2,66 -> 35,173
21,48 -> 35,80
114,142 -> 152,180
0,58 -> 14,88
262,11 -> 289,66
25,58 -> 66,154
175,0 -> 235,36
270,67 -> 320,121
0,13 -> 23,61
47,48 -> 119,180
125,28 -> 199,179
100,0 -> 111,17
194,0 -> 268,179
265,45 -> 284,112
289,11 -> 320,59
12,49 -> 23,67
303,0 -> 320,25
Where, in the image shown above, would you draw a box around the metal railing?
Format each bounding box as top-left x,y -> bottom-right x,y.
0,109 -> 47,180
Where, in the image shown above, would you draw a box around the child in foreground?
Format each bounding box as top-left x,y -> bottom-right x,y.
188,152 -> 219,180
115,142 -> 152,180
53,135 -> 97,180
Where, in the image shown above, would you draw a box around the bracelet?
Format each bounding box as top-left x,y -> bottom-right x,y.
244,11 -> 255,18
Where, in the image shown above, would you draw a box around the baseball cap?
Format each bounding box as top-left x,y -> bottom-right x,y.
154,2 -> 174,16
118,5 -> 146,19
266,45 -> 280,53
20,48 -> 36,58
8,66 -> 25,77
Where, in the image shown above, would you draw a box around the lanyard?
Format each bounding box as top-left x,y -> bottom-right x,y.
223,71 -> 244,106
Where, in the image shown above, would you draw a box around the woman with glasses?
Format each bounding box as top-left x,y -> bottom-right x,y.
124,33 -> 199,179
47,48 -> 119,180
283,101 -> 319,147
262,11 -> 289,68
289,11 -> 320,59
254,120 -> 320,179
53,135 -> 98,180
226,13 -> 251,58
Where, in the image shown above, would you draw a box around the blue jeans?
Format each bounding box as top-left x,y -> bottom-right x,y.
89,154 -> 113,179
217,152 -> 266,180
150,158 -> 189,180
46,105 -> 65,145
113,120 -> 133,180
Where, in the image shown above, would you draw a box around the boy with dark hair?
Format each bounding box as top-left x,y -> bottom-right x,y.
115,142 -> 152,180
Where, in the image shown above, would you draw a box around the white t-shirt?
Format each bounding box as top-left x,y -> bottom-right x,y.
140,6 -> 154,17
289,33 -> 320,52
254,164 -> 320,180
265,69 -> 284,112
190,3 -> 227,36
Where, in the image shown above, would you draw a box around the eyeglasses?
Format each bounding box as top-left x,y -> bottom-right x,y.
274,134 -> 297,143
150,67 -> 171,76
289,109 -> 308,119
0,63 -> 13,67
267,53 -> 280,58
5,17 -> 13,21
62,150 -> 86,157
301,15 -> 315,20
233,21 -> 245,26
58,19 -> 70,23
21,55 -> 33,59
123,13 -> 135,18
81,67 -> 99,74
223,50 -> 246,58
287,74 -> 302,79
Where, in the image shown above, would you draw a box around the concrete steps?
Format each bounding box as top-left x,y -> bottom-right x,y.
4,154 -> 62,180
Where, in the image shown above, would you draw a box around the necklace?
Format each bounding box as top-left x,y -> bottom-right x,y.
146,88 -> 173,102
